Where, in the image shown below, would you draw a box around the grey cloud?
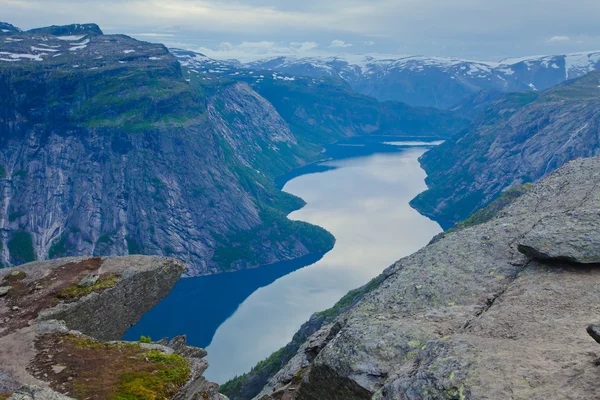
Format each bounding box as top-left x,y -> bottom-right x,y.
2,0 -> 600,60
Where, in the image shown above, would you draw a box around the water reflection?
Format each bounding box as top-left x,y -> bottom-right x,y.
205,147 -> 442,383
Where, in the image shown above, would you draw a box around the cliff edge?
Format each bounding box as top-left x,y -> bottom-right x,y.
250,157 -> 600,400
0,255 -> 226,400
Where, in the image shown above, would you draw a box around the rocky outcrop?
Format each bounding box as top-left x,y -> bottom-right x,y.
0,255 -> 226,399
517,212 -> 600,263
37,256 -> 185,340
412,70 -> 600,228
252,157 -> 600,400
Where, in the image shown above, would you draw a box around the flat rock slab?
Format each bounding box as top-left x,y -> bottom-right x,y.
518,211 -> 600,263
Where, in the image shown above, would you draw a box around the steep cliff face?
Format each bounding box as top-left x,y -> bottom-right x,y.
243,157 -> 600,400
411,71 -> 600,227
0,24 -> 333,275
0,255 -> 226,400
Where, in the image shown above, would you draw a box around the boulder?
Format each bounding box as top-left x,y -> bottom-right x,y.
518,212 -> 600,263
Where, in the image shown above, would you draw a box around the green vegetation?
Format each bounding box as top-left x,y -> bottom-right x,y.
7,231 -> 36,264
12,170 -> 27,179
96,233 -> 114,246
8,211 -> 26,222
2,270 -> 26,283
211,136 -> 334,272
452,183 -> 533,230
116,350 -> 190,400
127,238 -> 143,255
61,335 -> 190,400
431,182 -> 534,243
139,336 -> 152,344
68,67 -> 205,130
220,347 -> 285,397
48,235 -> 68,259
56,274 -> 119,302
316,274 -> 387,321
213,206 -> 335,272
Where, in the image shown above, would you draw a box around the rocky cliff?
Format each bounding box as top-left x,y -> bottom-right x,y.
224,157 -> 600,399
0,255 -> 226,399
411,70 -> 600,228
0,23 -> 335,275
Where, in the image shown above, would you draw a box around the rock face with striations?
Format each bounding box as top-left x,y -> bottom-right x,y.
0,255 -> 226,399
0,23 -> 334,276
247,157 -> 600,400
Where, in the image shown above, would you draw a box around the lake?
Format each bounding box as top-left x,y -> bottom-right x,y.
125,138 -> 443,384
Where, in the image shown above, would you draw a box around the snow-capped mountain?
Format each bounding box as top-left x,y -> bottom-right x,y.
242,52 -> 600,108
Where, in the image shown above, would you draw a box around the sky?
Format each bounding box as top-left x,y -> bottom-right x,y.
2,0 -> 600,62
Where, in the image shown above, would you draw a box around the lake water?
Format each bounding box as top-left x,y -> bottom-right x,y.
125,139 -> 442,384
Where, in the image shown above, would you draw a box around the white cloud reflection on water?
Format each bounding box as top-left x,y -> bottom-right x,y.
205,147 -> 441,383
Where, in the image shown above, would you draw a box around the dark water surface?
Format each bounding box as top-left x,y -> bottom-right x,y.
125,138 -> 443,383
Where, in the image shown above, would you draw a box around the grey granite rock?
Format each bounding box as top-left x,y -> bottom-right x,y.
587,325 -> 600,344
518,212 -> 600,263
254,157 -> 600,400
76,274 -> 99,288
9,385 -> 74,400
0,286 -> 11,297
160,335 -> 209,359
37,256 -> 185,341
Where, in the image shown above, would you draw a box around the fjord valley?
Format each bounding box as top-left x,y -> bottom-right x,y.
2,12 -> 600,400
0,23 -> 468,276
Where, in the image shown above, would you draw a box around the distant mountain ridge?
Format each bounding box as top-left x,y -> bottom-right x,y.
171,49 -> 471,141
242,51 -> 600,108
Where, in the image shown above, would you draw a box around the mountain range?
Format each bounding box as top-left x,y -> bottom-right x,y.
239,52 -> 600,108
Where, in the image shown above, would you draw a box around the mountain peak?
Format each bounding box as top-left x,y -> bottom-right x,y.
27,23 -> 103,36
0,22 -> 21,34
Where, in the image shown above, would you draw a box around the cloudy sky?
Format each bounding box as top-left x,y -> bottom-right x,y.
3,0 -> 600,61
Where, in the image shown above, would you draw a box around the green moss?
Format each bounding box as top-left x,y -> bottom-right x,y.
56,274 -> 119,302
2,270 -> 26,283
139,336 -> 152,344
115,350 -> 190,400
63,335 -> 190,400
7,231 -> 36,264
